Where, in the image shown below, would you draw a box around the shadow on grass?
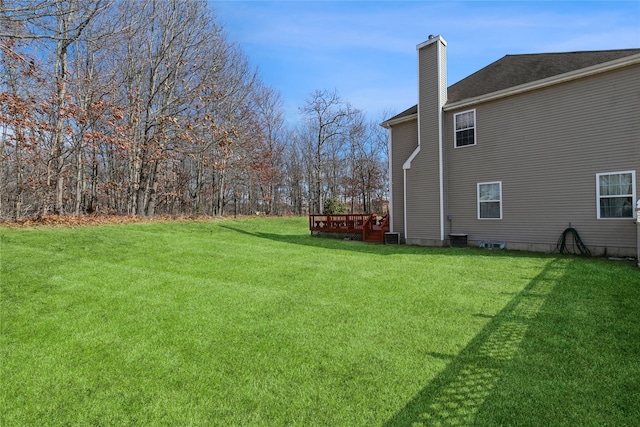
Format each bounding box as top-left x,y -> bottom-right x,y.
384,258 -> 567,426
219,224 -> 390,255
219,224 -> 551,260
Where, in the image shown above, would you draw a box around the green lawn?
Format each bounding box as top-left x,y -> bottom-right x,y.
2,216 -> 639,426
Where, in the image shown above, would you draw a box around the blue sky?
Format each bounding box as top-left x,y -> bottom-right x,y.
211,1 -> 640,123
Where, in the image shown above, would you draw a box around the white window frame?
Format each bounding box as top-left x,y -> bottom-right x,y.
454,109 -> 476,148
477,181 -> 502,220
596,170 -> 636,219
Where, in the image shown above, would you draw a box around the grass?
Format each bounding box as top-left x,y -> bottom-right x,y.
1,216 -> 639,426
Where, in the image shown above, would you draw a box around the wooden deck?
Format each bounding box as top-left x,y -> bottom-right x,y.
309,214 -> 390,242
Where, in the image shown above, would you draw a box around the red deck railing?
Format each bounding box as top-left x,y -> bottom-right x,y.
309,213 -> 389,242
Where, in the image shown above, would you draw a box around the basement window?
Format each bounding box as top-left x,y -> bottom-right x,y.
454,110 -> 476,148
596,171 -> 636,219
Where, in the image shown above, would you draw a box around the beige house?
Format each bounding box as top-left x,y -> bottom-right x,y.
382,35 -> 640,258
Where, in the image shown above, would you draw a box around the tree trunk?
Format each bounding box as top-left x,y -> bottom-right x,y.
53,51 -> 68,215
216,158 -> 226,216
74,141 -> 84,215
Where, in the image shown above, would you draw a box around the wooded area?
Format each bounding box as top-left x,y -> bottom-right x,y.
0,0 -> 388,219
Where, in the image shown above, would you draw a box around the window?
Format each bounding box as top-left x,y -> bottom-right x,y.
596,171 -> 636,219
478,181 -> 502,219
454,110 -> 476,147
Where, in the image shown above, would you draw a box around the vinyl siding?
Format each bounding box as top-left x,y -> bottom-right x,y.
389,120 -> 418,235
443,63 -> 639,255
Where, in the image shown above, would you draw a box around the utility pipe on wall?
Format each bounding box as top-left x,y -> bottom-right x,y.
636,199 -> 640,268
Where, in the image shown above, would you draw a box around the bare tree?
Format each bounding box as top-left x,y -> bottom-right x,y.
112,0 -> 221,216
283,130 -> 306,215
299,89 -> 354,213
251,82 -> 286,214
0,2 -> 392,220
0,41 -> 38,219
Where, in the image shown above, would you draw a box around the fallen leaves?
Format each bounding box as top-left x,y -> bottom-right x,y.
0,214 -> 223,228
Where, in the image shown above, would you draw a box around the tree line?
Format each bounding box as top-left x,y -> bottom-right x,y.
0,0 -> 389,219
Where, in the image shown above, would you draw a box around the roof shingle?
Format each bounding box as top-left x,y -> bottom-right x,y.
384,48 -> 640,124
447,49 -> 640,103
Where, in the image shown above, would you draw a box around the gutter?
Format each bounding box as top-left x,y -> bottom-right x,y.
380,113 -> 417,128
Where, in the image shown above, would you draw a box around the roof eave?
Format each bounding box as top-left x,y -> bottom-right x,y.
444,52 -> 640,111
380,112 -> 418,128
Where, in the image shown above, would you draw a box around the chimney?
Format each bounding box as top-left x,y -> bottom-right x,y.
417,35 -> 447,142
416,35 -> 447,240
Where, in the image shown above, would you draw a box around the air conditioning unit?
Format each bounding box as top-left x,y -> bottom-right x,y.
449,233 -> 468,248
384,232 -> 400,245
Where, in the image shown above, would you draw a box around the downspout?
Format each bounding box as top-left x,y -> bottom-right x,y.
636,199 -> 640,267
437,39 -> 446,242
387,128 -> 393,233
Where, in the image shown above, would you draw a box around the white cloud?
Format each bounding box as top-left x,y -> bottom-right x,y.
212,0 -> 640,122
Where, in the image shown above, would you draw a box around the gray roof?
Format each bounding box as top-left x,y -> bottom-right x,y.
448,49 -> 640,103
385,48 -> 640,123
